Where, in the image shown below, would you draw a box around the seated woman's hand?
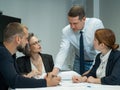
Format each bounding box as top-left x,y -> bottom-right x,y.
87,76 -> 101,84
72,75 -> 81,83
23,70 -> 41,78
72,75 -> 87,83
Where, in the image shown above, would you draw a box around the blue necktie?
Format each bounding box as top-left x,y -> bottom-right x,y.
79,31 -> 85,74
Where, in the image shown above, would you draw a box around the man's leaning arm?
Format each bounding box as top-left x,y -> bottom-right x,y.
51,67 -> 60,75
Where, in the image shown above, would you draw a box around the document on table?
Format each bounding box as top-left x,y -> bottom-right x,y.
33,71 -> 80,80
10,71 -> 120,90
58,71 -> 80,80
14,81 -> 120,90
13,70 -> 120,90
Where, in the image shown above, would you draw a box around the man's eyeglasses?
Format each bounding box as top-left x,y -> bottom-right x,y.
30,40 -> 41,46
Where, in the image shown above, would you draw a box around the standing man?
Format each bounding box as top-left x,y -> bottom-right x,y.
52,5 -> 104,75
0,22 -> 61,90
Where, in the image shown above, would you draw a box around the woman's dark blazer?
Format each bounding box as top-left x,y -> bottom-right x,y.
86,50 -> 120,85
16,53 -> 54,74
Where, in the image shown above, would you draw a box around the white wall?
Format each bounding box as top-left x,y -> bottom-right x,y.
86,0 -> 120,47
0,0 -> 87,70
100,0 -> 120,49
1,0 -> 120,70
0,0 -> 71,59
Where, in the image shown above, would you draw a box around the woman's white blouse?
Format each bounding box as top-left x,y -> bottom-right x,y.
96,50 -> 112,78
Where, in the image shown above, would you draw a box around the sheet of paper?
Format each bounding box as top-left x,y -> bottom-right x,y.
58,71 -> 80,80
33,71 -> 80,80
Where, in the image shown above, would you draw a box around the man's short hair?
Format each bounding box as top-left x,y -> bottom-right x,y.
3,22 -> 27,42
68,5 -> 85,20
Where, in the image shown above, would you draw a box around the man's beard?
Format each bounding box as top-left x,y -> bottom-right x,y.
17,44 -> 25,52
17,44 -> 30,56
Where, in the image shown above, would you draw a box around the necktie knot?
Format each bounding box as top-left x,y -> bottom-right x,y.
80,31 -> 83,34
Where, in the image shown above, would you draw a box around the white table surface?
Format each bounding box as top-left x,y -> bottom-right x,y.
11,71 -> 120,90
14,80 -> 120,90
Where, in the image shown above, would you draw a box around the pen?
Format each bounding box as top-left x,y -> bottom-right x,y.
87,85 -> 91,88
58,84 -> 61,86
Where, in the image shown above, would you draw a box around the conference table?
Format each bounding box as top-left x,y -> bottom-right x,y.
15,80 -> 120,90
11,71 -> 120,90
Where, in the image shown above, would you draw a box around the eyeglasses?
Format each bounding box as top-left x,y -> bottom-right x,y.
30,40 -> 41,46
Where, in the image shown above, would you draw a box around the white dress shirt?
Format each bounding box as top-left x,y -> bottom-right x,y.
55,18 -> 104,69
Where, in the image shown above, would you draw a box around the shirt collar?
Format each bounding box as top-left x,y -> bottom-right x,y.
100,49 -> 112,62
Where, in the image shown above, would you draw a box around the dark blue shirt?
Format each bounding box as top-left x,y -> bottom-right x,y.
0,43 -> 46,90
